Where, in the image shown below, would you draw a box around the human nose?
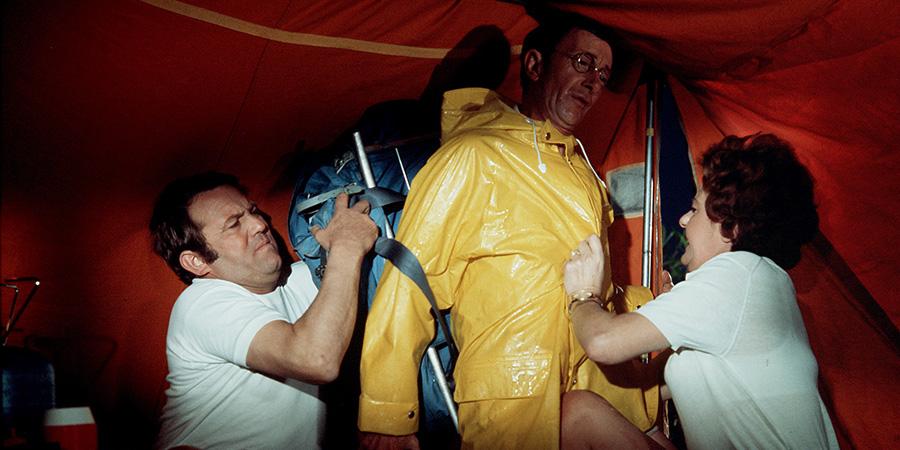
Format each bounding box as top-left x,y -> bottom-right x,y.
678,211 -> 691,229
582,71 -> 600,92
247,213 -> 269,234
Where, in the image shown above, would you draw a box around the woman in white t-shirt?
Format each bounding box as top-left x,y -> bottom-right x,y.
561,134 -> 838,450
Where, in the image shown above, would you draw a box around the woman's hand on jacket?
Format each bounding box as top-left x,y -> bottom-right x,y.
563,234 -> 606,297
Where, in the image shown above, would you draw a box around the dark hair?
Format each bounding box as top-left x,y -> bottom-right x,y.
519,12 -> 616,90
149,171 -> 246,284
701,134 -> 819,270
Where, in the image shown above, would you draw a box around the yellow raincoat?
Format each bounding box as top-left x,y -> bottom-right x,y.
359,88 -> 658,449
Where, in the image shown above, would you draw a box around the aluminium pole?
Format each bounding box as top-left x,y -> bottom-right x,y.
641,79 -> 658,289
639,76 -> 661,366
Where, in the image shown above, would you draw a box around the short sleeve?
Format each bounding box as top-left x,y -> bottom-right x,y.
634,255 -> 748,356
168,281 -> 287,368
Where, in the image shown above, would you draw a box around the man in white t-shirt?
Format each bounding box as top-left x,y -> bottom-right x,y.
149,172 -> 377,450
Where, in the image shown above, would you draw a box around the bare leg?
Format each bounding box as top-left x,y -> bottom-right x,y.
561,390 -> 667,450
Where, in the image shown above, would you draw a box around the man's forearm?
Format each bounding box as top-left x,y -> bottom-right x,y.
294,244 -> 367,377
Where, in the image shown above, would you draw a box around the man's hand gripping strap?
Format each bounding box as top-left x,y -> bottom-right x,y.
298,183 -> 459,365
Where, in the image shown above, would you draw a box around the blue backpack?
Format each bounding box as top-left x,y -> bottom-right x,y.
287,100 -> 457,434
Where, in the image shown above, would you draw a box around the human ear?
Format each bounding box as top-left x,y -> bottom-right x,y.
726,223 -> 740,242
523,49 -> 543,82
179,250 -> 211,278
719,224 -> 737,250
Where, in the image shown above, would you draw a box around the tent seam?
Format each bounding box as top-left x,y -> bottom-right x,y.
137,0 -> 523,59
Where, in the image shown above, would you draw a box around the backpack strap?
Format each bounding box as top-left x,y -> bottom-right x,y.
294,184 -> 407,218
296,184 -> 458,362
355,187 -> 407,213
373,237 -> 459,363
294,184 -> 364,217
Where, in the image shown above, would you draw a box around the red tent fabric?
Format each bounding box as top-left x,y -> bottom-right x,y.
3,1 -> 897,447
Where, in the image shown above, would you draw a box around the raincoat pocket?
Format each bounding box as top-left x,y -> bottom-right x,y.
453,351 -> 552,402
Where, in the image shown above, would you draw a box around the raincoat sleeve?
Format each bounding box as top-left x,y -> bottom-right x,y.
358,137 -> 484,435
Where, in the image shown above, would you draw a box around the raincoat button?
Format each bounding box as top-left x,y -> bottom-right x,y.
408,411 -> 415,419
545,132 -> 551,139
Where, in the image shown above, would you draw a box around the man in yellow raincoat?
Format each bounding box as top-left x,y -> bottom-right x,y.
359,16 -> 659,450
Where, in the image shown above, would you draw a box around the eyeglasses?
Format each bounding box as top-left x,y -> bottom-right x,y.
567,53 -> 610,84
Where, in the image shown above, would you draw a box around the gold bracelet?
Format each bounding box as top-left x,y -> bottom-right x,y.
568,290 -> 608,314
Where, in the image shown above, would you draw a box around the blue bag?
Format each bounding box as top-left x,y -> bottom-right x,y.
287,100 -> 456,433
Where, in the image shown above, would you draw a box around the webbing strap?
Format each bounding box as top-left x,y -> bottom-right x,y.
294,184 -> 458,364
355,186 -> 406,211
374,237 -> 459,362
295,184 -> 364,216
295,184 -> 406,217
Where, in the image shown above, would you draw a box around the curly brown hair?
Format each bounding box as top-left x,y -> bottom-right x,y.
701,134 -> 819,270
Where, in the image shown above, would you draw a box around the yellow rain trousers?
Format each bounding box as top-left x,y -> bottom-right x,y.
359,88 -> 658,449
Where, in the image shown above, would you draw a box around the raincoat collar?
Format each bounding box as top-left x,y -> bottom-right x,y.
441,88 -> 582,159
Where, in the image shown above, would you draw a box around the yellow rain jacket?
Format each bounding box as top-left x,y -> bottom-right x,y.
359,88 -> 658,449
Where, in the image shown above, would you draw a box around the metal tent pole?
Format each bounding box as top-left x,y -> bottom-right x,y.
641,79 -> 658,289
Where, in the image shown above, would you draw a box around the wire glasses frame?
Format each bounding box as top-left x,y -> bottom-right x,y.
567,53 -> 610,85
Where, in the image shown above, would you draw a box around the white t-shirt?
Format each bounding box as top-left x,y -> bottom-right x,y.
636,252 -> 839,450
155,262 -> 325,450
